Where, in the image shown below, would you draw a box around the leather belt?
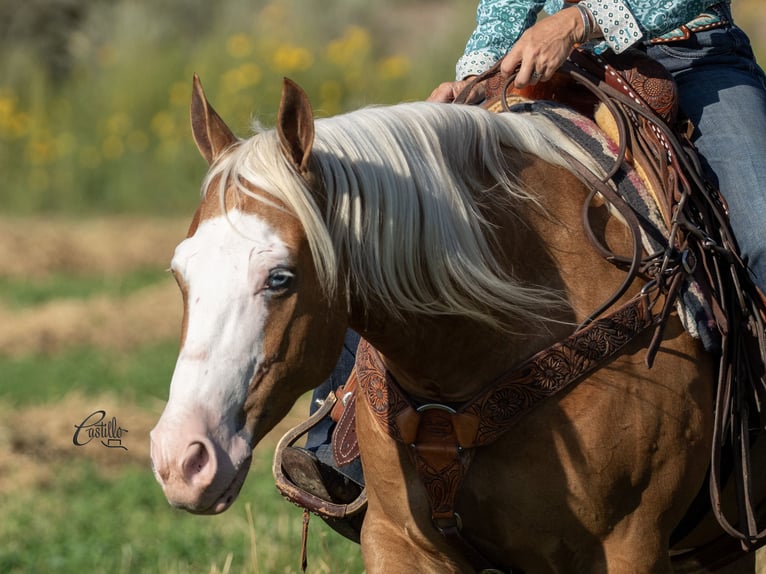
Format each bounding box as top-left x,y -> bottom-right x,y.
650,3 -> 731,44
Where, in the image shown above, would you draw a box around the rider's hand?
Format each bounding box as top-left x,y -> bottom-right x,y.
501,7 -> 586,88
427,77 -> 484,104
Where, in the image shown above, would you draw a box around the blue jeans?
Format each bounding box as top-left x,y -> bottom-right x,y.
646,2 -> 766,292
306,330 -> 364,485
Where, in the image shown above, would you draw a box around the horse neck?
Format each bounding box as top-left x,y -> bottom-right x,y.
349,153 -> 635,403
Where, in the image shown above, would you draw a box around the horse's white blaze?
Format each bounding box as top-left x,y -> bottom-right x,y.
150,209 -> 290,510
170,209 -> 289,434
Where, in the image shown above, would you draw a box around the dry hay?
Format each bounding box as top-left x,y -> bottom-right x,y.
0,281 -> 182,357
0,391 -> 311,495
0,218 -> 186,491
0,216 -> 189,279
0,216 -> 188,357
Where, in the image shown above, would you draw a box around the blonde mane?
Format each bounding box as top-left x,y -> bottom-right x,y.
203,101 -> 602,328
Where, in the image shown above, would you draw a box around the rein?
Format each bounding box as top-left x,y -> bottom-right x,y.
558,50 -> 766,550
376,48 -> 766,569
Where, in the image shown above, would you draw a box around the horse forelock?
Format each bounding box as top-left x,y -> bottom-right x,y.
200,133 -> 339,293
200,102 -> 580,329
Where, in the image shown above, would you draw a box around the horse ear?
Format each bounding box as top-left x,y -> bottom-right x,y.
190,74 -> 237,165
277,78 -> 315,174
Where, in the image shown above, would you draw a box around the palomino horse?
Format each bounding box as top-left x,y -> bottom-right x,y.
151,74 -> 748,572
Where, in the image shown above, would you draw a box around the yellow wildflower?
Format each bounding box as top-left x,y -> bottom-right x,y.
151,111 -> 176,139
376,55 -> 411,80
227,34 -> 253,59
0,94 -> 15,122
25,139 -> 55,165
169,82 -> 189,107
8,111 -> 30,138
272,45 -> 314,73
102,134 -> 125,160
326,26 -> 371,67
318,80 -> 343,116
221,64 -> 263,94
106,112 -> 132,134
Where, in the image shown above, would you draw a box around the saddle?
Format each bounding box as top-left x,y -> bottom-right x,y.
481,47 -> 681,229
274,47 -> 766,572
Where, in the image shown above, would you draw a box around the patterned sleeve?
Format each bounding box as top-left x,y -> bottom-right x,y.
456,0 -> 547,80
457,0 -> 715,77
581,0 -> 713,54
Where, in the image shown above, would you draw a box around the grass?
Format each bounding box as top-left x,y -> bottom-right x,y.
0,450 -> 364,574
0,268 -> 167,308
0,341 -> 177,406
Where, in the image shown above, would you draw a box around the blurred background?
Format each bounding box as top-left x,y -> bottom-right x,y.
0,1 -> 763,572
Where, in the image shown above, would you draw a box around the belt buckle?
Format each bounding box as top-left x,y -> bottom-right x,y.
650,6 -> 729,45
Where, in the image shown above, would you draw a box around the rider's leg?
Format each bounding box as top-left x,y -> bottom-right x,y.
647,5 -> 766,292
304,328 -> 364,485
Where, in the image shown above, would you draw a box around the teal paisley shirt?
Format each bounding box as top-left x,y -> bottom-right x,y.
457,0 -> 718,79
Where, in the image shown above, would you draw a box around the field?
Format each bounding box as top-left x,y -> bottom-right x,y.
0,217 -> 366,573
1,0 -> 766,572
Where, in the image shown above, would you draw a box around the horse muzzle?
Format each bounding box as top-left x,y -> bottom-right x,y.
149,415 -> 253,514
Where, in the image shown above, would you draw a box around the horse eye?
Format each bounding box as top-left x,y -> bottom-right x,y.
265,268 -> 295,292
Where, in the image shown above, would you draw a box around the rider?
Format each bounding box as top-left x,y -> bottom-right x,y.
430,0 -> 766,295
281,0 -> 766,538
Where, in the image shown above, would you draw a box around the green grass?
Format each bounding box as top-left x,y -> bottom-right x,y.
0,268 -> 168,308
0,450 -> 364,574
0,340 -> 178,406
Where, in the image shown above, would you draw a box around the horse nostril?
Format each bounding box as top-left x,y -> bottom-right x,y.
234,409 -> 246,432
182,441 -> 212,484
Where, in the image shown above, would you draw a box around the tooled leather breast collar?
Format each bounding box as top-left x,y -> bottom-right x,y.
355,291 -> 658,572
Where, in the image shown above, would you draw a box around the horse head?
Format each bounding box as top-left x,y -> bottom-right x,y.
149,76 -> 347,514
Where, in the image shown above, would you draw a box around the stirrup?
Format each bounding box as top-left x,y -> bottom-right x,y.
272,389 -> 368,520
